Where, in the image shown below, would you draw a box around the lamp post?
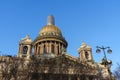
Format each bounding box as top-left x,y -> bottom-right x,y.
96,46 -> 112,80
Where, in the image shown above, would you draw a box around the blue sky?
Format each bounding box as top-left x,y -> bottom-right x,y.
0,0 -> 120,71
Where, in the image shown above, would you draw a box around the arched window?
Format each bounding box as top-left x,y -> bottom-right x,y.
51,45 -> 54,53
85,51 -> 89,59
43,45 -> 46,53
23,46 -> 28,54
38,46 -> 40,54
57,46 -> 59,54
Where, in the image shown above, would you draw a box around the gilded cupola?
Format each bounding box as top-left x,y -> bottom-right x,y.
39,15 -> 62,36
33,15 -> 67,55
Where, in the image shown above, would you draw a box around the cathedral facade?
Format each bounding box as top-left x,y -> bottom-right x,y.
0,15 -> 113,80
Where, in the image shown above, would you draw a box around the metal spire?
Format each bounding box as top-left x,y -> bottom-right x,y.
47,15 -> 55,25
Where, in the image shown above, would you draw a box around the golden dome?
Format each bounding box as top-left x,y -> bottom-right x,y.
39,25 -> 62,35
39,15 -> 62,35
34,15 -> 68,48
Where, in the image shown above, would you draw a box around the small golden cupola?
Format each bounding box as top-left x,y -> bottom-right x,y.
34,15 -> 67,56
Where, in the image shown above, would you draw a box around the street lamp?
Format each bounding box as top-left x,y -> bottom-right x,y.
96,46 -> 112,80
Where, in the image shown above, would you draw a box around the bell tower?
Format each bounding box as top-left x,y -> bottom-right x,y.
78,42 -> 93,62
17,35 -> 33,58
